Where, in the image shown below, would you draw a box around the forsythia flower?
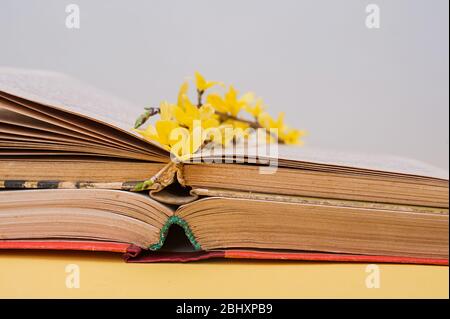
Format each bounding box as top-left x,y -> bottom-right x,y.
134,101 -> 178,150
159,101 -> 176,121
134,120 -> 177,151
195,71 -> 219,92
258,111 -> 305,145
279,128 -> 306,145
177,81 -> 189,108
244,98 -> 265,118
134,72 -> 306,158
174,95 -> 220,130
206,85 -> 250,117
169,125 -> 207,160
257,111 -> 285,132
206,123 -> 239,147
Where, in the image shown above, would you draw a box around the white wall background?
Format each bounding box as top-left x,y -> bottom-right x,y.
0,0 -> 448,169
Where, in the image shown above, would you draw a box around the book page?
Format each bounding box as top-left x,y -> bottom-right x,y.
275,145 -> 449,180
0,67 -> 160,146
197,143 -> 449,180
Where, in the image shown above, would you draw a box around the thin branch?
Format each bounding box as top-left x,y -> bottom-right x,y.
134,107 -> 160,129
216,111 -> 285,144
197,90 -> 204,108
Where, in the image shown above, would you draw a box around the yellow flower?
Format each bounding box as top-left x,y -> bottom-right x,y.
258,111 -> 305,145
195,71 -> 219,92
244,98 -> 265,118
134,101 -> 182,150
239,92 -> 255,104
206,123 -> 236,147
174,95 -> 220,130
257,111 -> 285,131
206,86 -> 251,117
134,119 -> 179,151
224,86 -> 243,116
134,72 -> 307,157
169,126 -> 206,160
279,128 -> 306,145
137,121 -> 209,160
205,93 -> 227,113
177,81 -> 189,108
159,101 -> 176,121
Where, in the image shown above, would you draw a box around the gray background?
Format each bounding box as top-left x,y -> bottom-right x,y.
1,0 -> 448,169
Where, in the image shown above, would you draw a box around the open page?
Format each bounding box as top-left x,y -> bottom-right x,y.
196,143 -> 449,180
0,67 -> 166,153
1,67 -> 447,180
275,145 -> 449,180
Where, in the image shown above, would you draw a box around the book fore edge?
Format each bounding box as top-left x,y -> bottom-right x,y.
149,215 -> 201,251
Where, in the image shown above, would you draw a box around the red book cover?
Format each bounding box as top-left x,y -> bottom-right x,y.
0,240 -> 447,266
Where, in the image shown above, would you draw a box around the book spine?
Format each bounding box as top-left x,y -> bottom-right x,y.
0,179 -> 140,190
149,216 -> 201,251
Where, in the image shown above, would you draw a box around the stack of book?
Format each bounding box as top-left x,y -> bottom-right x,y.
0,68 -> 448,264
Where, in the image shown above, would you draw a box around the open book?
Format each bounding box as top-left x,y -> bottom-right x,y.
0,67 -> 448,264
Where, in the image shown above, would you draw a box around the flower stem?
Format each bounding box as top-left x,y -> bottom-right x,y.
197,90 -> 204,108
132,161 -> 177,191
134,107 -> 160,129
216,111 -> 285,144
216,111 -> 259,129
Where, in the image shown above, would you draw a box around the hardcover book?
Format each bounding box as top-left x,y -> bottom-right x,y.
0,67 -> 448,265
